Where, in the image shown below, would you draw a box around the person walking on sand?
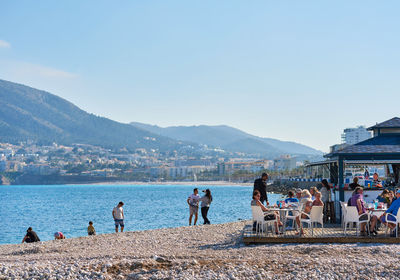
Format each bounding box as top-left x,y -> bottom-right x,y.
112,201 -> 124,232
253,173 -> 269,205
22,227 -> 40,243
187,188 -> 200,225
200,189 -> 213,224
87,221 -> 96,236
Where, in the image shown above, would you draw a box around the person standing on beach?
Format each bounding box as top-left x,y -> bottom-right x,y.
187,188 -> 200,225
22,227 -> 40,243
200,189 -> 213,224
253,173 -> 269,205
112,201 -> 124,233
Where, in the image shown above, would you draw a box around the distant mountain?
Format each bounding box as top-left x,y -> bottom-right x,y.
0,79 -> 322,157
130,122 -> 323,156
0,79 -> 188,151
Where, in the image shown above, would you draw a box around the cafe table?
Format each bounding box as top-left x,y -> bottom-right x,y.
265,206 -> 300,235
369,208 -> 386,217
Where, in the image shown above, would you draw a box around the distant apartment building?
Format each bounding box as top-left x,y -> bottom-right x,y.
169,166 -> 213,178
341,126 -> 372,145
0,160 -> 6,172
273,155 -> 297,171
81,169 -> 112,177
218,160 -> 272,175
23,164 -> 60,175
5,161 -> 25,172
3,148 -> 14,157
150,165 -> 214,179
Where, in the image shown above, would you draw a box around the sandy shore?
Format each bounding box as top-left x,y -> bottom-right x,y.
1,221 -> 400,279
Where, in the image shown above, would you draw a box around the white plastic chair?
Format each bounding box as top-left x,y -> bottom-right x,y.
299,206 -> 324,236
343,206 -> 370,236
251,206 -> 276,235
285,203 -> 300,230
340,202 -> 347,228
383,211 -> 400,237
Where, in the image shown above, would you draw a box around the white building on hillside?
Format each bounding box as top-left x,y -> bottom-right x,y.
273,155 -> 297,171
341,126 -> 372,145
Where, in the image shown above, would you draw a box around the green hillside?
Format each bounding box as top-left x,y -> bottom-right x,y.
0,79 -> 186,151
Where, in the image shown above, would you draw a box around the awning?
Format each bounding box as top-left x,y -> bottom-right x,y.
343,160 -> 400,164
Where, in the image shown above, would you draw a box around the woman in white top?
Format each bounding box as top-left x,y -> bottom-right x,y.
310,186 -> 318,201
295,190 -> 313,235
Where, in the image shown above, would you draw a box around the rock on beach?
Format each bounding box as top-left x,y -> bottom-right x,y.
1,221 -> 400,279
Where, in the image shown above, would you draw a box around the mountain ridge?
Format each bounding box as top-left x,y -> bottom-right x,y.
0,78 -> 322,157
130,122 -> 323,156
0,79 -> 189,151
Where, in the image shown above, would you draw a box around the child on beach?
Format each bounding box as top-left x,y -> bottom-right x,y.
88,221 -> 96,236
54,232 -> 65,240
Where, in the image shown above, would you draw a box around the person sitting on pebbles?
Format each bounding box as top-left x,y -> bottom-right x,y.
54,232 -> 65,240
22,227 -> 40,243
88,221 -> 96,236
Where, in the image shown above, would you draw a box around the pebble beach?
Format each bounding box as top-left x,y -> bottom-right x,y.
1,221 -> 400,279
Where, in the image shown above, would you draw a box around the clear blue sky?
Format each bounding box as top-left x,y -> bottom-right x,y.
1,1 -> 399,152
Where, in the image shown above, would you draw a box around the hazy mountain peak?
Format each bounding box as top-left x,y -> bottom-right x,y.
130,122 -> 322,156
0,79 -> 185,151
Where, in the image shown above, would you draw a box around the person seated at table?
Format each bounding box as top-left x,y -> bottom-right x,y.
251,190 -> 283,234
351,187 -> 378,236
347,188 -> 360,206
376,189 -> 389,204
388,191 -> 396,206
349,177 -> 361,190
295,188 -> 302,200
312,191 -> 324,207
284,190 -> 299,228
379,189 -> 400,236
285,190 -> 299,205
372,173 -> 383,188
310,187 -> 318,200
295,190 -> 313,235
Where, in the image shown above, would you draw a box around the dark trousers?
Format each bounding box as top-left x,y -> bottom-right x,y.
201,206 -> 210,224
323,201 -> 336,223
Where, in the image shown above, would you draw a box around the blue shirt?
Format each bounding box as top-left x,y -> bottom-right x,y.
377,195 -> 387,203
285,197 -> 299,204
386,198 -> 400,217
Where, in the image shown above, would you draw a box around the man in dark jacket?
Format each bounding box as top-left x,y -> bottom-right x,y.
22,227 -> 40,243
254,173 -> 269,205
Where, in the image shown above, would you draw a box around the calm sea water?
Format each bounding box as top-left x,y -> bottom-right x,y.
0,184 -> 282,244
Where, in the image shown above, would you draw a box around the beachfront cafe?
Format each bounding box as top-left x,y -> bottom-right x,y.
316,117 -> 400,212
244,117 -> 400,244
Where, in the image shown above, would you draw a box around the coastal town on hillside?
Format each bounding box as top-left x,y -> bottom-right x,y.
0,125 -> 371,185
